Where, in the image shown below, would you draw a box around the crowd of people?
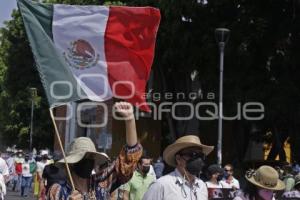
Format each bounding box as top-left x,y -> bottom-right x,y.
0,102 -> 299,200
0,148 -> 66,199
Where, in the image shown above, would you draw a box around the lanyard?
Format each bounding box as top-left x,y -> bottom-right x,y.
176,173 -> 198,200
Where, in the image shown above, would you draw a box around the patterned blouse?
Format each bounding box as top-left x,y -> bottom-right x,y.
47,143 -> 143,200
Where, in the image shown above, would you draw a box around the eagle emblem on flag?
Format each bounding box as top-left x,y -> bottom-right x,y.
64,39 -> 99,70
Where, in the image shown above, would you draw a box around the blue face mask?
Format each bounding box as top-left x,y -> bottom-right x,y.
224,171 -> 230,178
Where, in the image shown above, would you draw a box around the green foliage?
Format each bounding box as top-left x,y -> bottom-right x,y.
0,9 -> 53,150
127,0 -> 300,161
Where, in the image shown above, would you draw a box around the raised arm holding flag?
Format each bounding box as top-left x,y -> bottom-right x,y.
48,102 -> 142,200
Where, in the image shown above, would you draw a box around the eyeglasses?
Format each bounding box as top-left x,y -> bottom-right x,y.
224,169 -> 232,172
179,151 -> 205,160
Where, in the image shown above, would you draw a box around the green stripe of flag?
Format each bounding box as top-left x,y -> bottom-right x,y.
18,0 -> 86,107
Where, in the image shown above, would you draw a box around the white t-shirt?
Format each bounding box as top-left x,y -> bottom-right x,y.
0,158 -> 9,177
22,162 -> 32,177
220,177 -> 240,189
205,181 -> 223,188
0,173 -> 6,196
36,161 -> 48,173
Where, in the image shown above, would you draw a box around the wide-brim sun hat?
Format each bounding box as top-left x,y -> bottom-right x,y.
163,135 -> 214,167
58,137 -> 109,166
246,165 -> 285,191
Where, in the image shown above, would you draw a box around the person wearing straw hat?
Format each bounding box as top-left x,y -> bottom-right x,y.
143,135 -> 214,200
282,174 -> 300,198
234,165 -> 285,200
47,102 -> 143,200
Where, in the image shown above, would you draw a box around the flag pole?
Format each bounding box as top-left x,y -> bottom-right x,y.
49,107 -> 75,191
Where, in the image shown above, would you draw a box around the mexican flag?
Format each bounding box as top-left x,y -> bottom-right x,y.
18,0 -> 160,112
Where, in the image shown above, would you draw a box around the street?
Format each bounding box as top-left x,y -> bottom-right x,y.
6,190 -> 35,200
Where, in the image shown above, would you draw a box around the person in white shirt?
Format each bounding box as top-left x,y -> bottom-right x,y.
0,156 -> 9,182
205,164 -> 224,189
220,164 -> 240,190
143,135 -> 214,200
205,164 -> 224,199
5,154 -> 16,190
21,155 -> 34,197
0,173 -> 6,200
35,153 -> 50,199
0,155 -> 8,199
36,153 -> 50,178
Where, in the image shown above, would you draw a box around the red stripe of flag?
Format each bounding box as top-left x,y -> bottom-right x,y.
105,6 -> 160,112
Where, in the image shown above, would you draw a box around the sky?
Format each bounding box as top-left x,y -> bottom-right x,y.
0,0 -> 17,27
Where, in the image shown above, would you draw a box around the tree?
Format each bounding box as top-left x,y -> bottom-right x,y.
0,9 -> 54,149
125,0 -> 300,163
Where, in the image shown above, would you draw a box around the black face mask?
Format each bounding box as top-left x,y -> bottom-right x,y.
185,157 -> 205,177
72,158 -> 94,179
142,166 -> 150,174
42,155 -> 48,161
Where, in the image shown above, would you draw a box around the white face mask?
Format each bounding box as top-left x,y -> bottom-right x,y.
258,189 -> 273,200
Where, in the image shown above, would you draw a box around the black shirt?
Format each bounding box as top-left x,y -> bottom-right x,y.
42,164 -> 66,192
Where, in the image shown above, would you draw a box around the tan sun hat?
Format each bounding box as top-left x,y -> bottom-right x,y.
246,165 -> 285,191
58,137 -> 109,166
163,135 -> 214,167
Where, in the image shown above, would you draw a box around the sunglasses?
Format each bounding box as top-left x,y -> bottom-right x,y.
224,169 -> 233,172
179,151 -> 205,160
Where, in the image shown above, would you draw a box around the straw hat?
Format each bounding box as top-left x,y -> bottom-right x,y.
163,135 -> 214,167
246,165 -> 285,191
58,137 -> 109,166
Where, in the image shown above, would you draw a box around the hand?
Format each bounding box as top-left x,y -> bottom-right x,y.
114,102 -> 134,119
69,190 -> 83,200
